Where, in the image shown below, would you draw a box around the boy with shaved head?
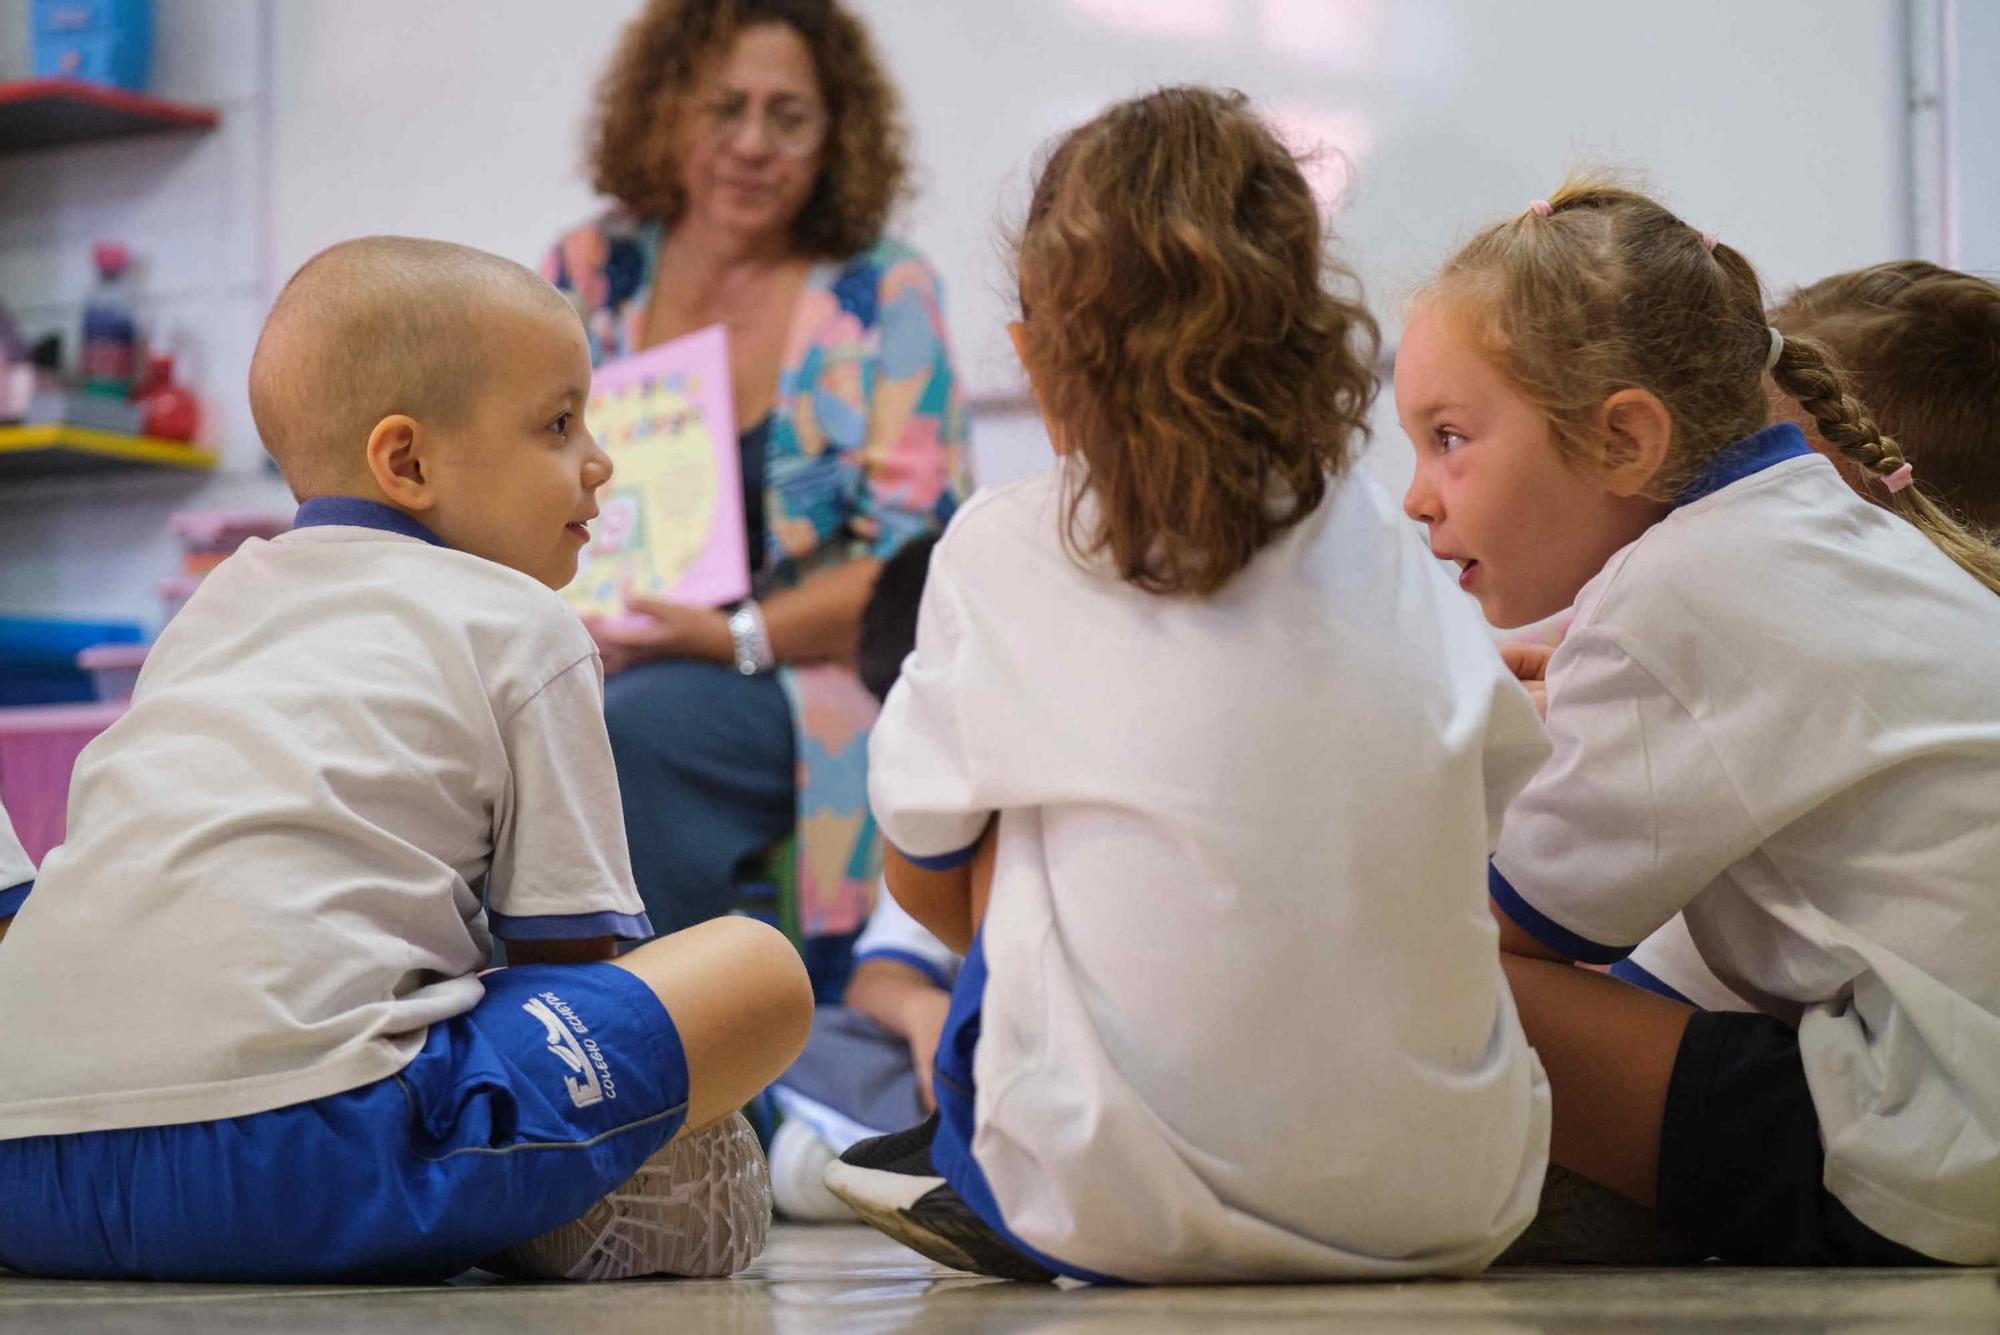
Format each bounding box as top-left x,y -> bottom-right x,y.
0,238 -> 811,1283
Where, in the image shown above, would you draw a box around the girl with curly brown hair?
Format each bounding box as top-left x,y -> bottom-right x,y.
821,87 -> 1554,1284
1400,178 -> 2000,1268
544,0 -> 970,971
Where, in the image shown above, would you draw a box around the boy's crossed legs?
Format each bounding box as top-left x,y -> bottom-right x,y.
495,916 -> 814,1281
0,916 -> 811,1283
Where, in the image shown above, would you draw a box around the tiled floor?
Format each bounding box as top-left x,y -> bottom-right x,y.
1,1225 -> 1993,1334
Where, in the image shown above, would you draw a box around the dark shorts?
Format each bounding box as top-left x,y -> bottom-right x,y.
0,962 -> 688,1282
1658,1010 -> 1945,1266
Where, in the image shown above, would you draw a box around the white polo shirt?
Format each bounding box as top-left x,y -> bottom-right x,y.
870,465 -> 1553,1282
0,499 -> 649,1141
0,798 -> 32,916
1491,424 -> 2000,1265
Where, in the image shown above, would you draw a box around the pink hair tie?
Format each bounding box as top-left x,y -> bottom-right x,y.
1880,462 -> 1916,494
1700,231 -> 1719,253
1528,199 -> 1553,217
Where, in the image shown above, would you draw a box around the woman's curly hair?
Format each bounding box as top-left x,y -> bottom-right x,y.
1016,86 -> 1380,596
588,0 -> 909,258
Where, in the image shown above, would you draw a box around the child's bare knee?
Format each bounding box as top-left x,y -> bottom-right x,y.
719,916 -> 814,1059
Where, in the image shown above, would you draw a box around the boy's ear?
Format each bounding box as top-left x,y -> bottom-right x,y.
365,415 -> 434,511
1597,389 -> 1672,498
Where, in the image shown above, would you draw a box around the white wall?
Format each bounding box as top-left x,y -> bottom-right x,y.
0,0 -> 292,625
2,0 -> 1970,625
1947,0 -> 2000,275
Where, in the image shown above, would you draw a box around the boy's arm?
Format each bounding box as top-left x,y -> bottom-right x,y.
506,935 -> 617,965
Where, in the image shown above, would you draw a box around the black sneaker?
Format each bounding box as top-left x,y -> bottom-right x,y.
821,1113 -> 1056,1282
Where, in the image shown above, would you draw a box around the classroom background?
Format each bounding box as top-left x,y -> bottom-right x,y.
0,2 -> 1996,1325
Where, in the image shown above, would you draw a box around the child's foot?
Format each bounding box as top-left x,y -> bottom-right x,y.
820,1113 -> 1055,1282
492,1110 -> 772,1280
768,1117 -> 854,1222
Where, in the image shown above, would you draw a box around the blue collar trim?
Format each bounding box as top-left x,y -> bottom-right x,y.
1673,422 -> 1813,508
293,498 -> 446,548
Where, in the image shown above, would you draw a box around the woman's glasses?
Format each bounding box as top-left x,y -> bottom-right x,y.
695,93 -> 827,160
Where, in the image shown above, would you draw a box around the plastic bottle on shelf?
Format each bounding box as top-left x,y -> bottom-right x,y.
133,347 -> 199,441
80,242 -> 138,399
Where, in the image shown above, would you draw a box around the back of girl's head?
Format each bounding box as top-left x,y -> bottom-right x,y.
1429,172 -> 2000,595
1015,86 -> 1379,596
1773,261 -> 2000,533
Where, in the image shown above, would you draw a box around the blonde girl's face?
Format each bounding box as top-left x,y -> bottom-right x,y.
1396,301 -> 1663,628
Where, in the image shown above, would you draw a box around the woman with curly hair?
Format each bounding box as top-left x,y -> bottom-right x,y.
545,0 -> 970,969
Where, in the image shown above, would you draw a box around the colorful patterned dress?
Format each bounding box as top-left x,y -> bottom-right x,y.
545,212 -> 971,939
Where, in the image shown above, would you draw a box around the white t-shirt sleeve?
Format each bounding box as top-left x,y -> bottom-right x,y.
1617,913 -> 1757,1012
852,880 -> 960,987
0,798 -> 34,919
867,539 -> 992,868
487,654 -> 651,941
1490,627 -> 1764,962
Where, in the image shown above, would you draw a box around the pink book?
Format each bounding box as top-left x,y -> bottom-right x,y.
564,324 -> 749,624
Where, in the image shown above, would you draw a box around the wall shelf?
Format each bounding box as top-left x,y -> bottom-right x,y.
0,78 -> 219,153
0,423 -> 217,481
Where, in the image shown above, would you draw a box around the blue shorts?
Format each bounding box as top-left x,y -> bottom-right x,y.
930,931 -> 1121,1285
0,962 -> 689,1282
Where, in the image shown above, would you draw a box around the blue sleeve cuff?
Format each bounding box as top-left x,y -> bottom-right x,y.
854,947 -> 953,990
1609,958 -> 1697,1008
1488,863 -> 1631,965
894,839 -> 981,872
0,880 -> 31,919
489,908 -> 654,942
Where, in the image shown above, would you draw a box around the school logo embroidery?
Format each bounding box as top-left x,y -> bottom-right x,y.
522,992 -> 620,1109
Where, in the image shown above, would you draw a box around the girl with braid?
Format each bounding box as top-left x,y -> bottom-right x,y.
1397,176 -> 2000,1267
1627,259 -> 2000,1016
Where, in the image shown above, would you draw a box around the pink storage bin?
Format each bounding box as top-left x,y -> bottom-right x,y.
76,642 -> 148,700
0,701 -> 126,862
167,509 -> 290,553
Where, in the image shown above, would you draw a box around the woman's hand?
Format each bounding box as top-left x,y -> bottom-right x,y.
1499,641 -> 1554,720
586,596 -> 734,675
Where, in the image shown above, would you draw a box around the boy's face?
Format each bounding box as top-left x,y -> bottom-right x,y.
422,300 -> 610,590
1396,302 -> 1659,628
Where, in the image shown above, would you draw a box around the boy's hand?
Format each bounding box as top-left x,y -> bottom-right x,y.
587,598 -> 733,674
1499,641 -> 1553,720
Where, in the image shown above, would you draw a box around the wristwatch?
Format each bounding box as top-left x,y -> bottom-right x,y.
727,601 -> 776,675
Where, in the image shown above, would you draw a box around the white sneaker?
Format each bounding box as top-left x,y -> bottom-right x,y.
768,1117 -> 855,1222
493,1111 -> 772,1280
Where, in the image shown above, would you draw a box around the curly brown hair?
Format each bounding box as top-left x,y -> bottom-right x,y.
1431,173 -> 2000,596
1016,86 -> 1380,597
588,0 -> 908,258
1773,261 -> 2000,533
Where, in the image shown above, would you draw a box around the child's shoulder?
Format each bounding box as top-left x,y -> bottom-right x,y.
229,531 -> 597,684
931,469 -> 1065,562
